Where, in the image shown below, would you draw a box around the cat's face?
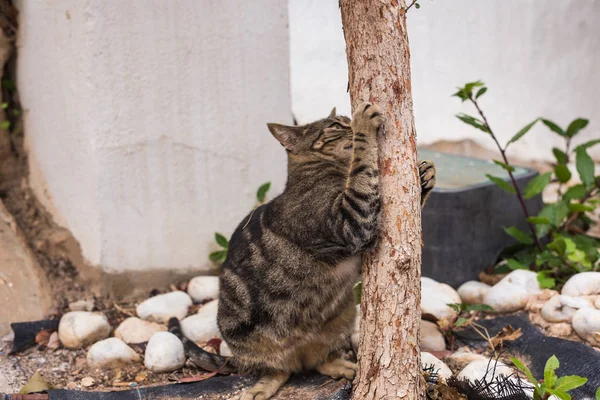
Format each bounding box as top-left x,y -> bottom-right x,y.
267,108 -> 353,164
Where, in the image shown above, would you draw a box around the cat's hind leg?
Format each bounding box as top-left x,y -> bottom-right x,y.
239,372 -> 290,400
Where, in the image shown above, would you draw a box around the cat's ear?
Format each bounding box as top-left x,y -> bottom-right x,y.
267,123 -> 303,151
328,107 -> 336,118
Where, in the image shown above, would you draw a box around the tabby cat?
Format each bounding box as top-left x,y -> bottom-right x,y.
170,102 -> 436,400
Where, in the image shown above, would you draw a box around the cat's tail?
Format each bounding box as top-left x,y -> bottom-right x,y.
168,317 -> 237,374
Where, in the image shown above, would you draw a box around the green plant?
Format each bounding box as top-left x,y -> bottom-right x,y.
454,81 -> 600,289
208,182 -> 272,264
511,355 -> 587,400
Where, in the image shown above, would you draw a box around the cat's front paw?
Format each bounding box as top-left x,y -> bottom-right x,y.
351,102 -> 385,135
419,160 -> 436,191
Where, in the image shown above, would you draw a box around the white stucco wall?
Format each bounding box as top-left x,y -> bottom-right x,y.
18,0 -> 290,273
289,0 -> 600,161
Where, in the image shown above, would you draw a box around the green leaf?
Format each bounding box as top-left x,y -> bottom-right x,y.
576,148 -> 595,188
563,184 -> 586,201
486,174 -> 516,193
552,147 -> 568,164
506,119 -> 539,147
456,113 -> 490,134
464,304 -> 495,312
524,172 -> 552,199
354,281 -> 362,304
506,258 -> 527,270
542,119 -> 566,137
475,87 -> 487,99
209,250 -> 227,262
544,355 -> 559,388
0,102 -> 8,110
256,182 -> 271,203
568,203 -> 594,213
511,357 -> 539,389
537,272 -> 556,289
548,238 -> 567,256
452,89 -> 468,102
527,216 -> 551,225
464,80 -> 484,93
504,226 -> 534,245
546,388 -> 571,400
575,139 -> 600,152
554,375 -> 588,392
454,317 -> 468,327
0,120 -> 10,130
493,159 -> 515,172
415,2 -> 420,8
566,118 -> 589,138
554,164 -> 572,183
539,201 -> 570,227
214,232 -> 229,248
595,386 -> 600,400
447,303 -> 464,312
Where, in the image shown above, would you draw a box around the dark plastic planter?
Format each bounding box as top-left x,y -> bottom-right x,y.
419,149 -> 543,288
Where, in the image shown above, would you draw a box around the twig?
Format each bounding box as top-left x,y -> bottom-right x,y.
113,303 -> 136,317
469,97 -> 543,254
405,0 -> 418,12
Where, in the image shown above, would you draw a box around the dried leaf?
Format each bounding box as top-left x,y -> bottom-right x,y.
35,329 -> 53,346
177,371 -> 219,383
490,325 -> 522,349
46,332 -> 60,350
19,371 -> 53,394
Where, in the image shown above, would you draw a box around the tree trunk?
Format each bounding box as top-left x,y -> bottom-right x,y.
339,1 -> 423,399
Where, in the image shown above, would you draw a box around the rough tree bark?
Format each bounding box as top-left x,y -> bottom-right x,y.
340,1 -> 423,399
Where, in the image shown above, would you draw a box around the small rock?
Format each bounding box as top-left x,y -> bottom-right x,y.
136,291 -> 192,323
114,317 -> 167,344
220,341 -> 233,357
421,352 -> 452,381
81,377 -> 95,387
421,277 -> 461,321
457,359 -> 513,382
180,300 -> 221,343
484,270 -> 541,313
87,338 -> 141,368
47,332 -> 60,350
541,295 -> 592,323
187,276 -> 220,303
144,332 -> 185,373
68,299 -> 95,312
447,349 -> 488,371
596,297 -> 600,309
421,320 -> 446,352
547,322 -> 573,337
572,308 -> 600,345
58,312 -> 111,349
457,281 -> 491,305
65,382 -> 79,390
530,312 -> 551,328
562,272 -> 600,297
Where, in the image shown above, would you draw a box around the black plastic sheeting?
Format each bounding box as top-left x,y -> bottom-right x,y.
455,313 -> 600,399
45,374 -> 351,400
10,320 -> 59,354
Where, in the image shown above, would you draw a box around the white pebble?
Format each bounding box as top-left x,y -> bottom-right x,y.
541,295 -> 592,323
220,341 -> 233,357
484,270 -> 541,313
421,277 -> 461,321
136,291 -> 192,323
421,320 -> 446,352
114,317 -> 167,344
144,332 -> 186,373
180,299 -> 221,343
68,299 -> 94,312
58,312 -> 111,349
421,352 -> 452,381
457,359 -> 513,382
457,281 -> 491,305
87,338 -> 141,368
187,276 -> 220,303
562,272 -> 600,297
572,308 -> 600,345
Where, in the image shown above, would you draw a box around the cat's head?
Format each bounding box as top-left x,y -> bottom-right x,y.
267,108 -> 353,164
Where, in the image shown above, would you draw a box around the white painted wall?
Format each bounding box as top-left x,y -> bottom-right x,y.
289,0 -> 600,162
18,0 -> 290,273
